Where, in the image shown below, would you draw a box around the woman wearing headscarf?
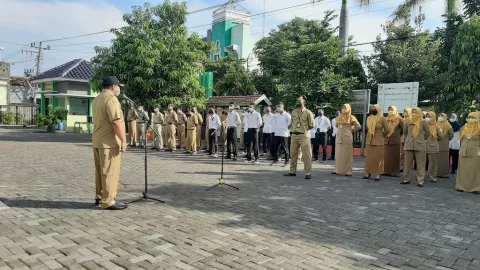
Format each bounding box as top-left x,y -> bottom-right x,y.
400,108 -> 412,172
436,113 -> 454,178
363,105 -> 389,180
456,111 -> 480,194
449,113 -> 462,174
401,107 -> 430,187
425,112 -> 443,183
332,104 -> 361,176
384,106 -> 404,177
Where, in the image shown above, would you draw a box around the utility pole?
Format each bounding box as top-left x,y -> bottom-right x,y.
30,42 -> 50,75
262,0 -> 266,38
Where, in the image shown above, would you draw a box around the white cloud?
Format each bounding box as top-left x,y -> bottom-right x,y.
0,0 -> 125,76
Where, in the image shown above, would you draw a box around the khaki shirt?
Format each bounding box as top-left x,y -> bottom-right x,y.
426,126 -> 443,153
336,116 -> 361,145
439,128 -> 454,152
460,133 -> 480,157
195,112 -> 203,125
366,117 -> 390,146
385,118 -> 404,145
153,112 -> 164,124
177,112 -> 187,125
291,108 -> 315,137
403,121 -> 430,152
127,109 -> 138,122
187,114 -> 199,130
165,110 -> 178,125
92,90 -> 123,149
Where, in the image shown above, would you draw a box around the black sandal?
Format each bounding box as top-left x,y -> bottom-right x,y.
374,176 -> 381,181
363,174 -> 371,179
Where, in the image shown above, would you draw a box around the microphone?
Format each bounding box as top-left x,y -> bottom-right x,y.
122,94 -> 134,104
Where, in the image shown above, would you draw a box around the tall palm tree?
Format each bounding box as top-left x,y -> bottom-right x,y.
391,0 -> 460,22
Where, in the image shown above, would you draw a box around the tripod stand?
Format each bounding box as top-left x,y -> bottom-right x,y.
207,127 -> 239,191
124,98 -> 165,204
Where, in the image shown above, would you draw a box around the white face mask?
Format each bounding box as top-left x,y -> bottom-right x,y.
450,118 -> 456,122
425,117 -> 431,123
154,109 -> 159,113
438,117 -> 444,122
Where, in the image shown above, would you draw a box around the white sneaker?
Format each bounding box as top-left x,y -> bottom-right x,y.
243,160 -> 251,163
192,152 -> 197,155
252,160 -> 260,164
213,154 -> 218,158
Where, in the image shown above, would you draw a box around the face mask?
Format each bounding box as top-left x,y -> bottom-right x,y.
154,109 -> 159,113
248,108 -> 253,113
341,109 -> 346,114
115,89 -> 121,97
370,110 -> 378,116
168,108 -> 173,111
450,118 -> 456,123
229,106 -> 234,110
403,111 -> 408,116
438,117 -> 444,122
318,112 -> 323,117
425,117 -> 431,123
295,102 -> 302,108
388,111 -> 395,116
467,118 -> 478,124
139,108 -> 143,112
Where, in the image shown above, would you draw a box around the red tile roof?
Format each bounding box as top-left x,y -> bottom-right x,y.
206,95 -> 271,107
10,76 -> 30,86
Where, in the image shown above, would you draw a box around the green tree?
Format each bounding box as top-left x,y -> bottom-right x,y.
254,12 -> 362,110
463,0 -> 480,18
91,1 -> 212,110
364,14 -> 440,104
444,15 -> 480,112
204,56 -> 256,96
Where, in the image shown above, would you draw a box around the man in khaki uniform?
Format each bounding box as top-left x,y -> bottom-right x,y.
165,104 -> 178,151
151,107 -> 164,150
284,96 -> 315,179
185,109 -> 199,154
176,108 -> 187,149
127,109 -> 138,146
161,110 -> 168,149
92,76 -> 127,210
193,107 -> 203,151
136,106 -> 149,148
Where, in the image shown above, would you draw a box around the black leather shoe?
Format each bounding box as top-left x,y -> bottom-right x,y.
95,199 -> 100,206
473,191 -> 479,194
417,184 -> 424,187
284,173 -> 296,177
305,175 -> 311,180
104,202 -> 128,210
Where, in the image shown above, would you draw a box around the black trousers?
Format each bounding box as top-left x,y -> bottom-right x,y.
330,135 -> 336,159
226,127 -> 237,157
270,132 -> 275,155
273,136 -> 289,162
450,149 -> 459,173
314,132 -> 327,161
208,129 -> 217,154
262,132 -> 272,154
246,128 -> 259,160
244,131 -> 249,150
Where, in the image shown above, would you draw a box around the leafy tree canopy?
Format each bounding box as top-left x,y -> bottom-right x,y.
204,56 -> 256,96
91,1 -> 212,111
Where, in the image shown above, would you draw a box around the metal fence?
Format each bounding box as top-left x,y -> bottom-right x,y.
0,104 -> 39,126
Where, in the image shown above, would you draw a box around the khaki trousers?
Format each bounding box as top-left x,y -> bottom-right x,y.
153,124 -> 163,149
205,127 -> 210,150
400,142 -> 404,170
195,125 -> 202,151
186,129 -> 197,152
177,125 -> 186,148
240,128 -> 245,147
290,134 -> 312,175
166,124 -> 176,150
404,150 -> 426,184
137,122 -> 146,147
427,153 -> 438,180
161,125 -> 168,148
93,148 -> 121,208
129,121 -> 137,145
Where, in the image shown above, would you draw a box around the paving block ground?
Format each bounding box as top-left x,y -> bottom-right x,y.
1,128 -> 480,270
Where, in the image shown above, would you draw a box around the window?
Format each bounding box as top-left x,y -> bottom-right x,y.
214,55 -> 220,61
69,97 -> 89,115
215,40 -> 220,50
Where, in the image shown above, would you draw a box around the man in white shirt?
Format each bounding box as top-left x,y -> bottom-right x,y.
226,102 -> 241,161
311,109 -> 331,163
244,103 -> 263,163
207,108 -> 221,157
262,107 -> 275,156
271,103 -> 291,167
329,110 -> 339,160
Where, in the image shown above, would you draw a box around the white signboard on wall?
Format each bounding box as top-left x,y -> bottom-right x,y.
377,82 -> 419,113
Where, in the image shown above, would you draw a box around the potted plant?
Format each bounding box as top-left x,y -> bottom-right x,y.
52,107 -> 69,131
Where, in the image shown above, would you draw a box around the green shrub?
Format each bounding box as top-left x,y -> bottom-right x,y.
36,114 -> 46,127
1,112 -> 15,124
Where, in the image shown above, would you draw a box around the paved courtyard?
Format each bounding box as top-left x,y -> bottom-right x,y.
1,128 -> 480,270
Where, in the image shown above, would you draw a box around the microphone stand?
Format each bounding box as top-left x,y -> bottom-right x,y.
124,98 -> 165,204
207,122 -> 239,191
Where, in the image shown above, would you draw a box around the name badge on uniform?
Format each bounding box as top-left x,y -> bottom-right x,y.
467,135 -> 472,139
296,122 -> 301,128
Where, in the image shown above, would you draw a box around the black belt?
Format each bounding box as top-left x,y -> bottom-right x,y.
227,126 -> 237,129
154,123 -> 162,124
292,132 -> 304,135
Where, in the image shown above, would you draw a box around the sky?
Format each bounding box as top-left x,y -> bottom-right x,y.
0,0 -> 447,76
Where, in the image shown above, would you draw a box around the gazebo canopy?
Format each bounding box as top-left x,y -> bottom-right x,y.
206,94 -> 272,108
